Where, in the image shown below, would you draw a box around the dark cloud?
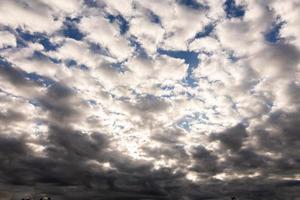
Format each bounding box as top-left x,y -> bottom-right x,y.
0,59 -> 37,88
151,128 -> 185,144
0,126 -> 185,199
189,145 -> 220,175
1,87 -> 299,199
210,123 -> 248,152
143,144 -> 189,163
46,125 -> 109,160
0,58 -> 55,91
251,109 -> 300,177
36,83 -> 80,123
264,42 -> 300,71
222,148 -> 269,175
0,109 -> 25,123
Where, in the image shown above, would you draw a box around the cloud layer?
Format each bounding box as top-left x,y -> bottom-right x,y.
0,0 -> 300,199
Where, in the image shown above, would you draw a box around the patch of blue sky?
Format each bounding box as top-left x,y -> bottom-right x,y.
226,50 -> 240,62
178,119 -> 191,131
65,59 -> 89,71
106,14 -> 129,35
195,24 -> 215,39
29,99 -> 43,107
31,51 -> 61,66
16,28 -> 57,51
160,94 -> 176,99
156,84 -> 176,99
65,59 -> 77,67
176,0 -> 208,10
148,11 -> 161,25
224,0 -> 245,19
264,20 -> 285,44
89,43 -> 111,57
225,95 -> 238,112
160,85 -> 175,91
111,62 -> 127,73
24,72 -> 55,87
49,56 -> 61,64
157,49 -> 199,87
129,36 -> 148,58
177,112 -> 209,132
63,17 -> 84,41
32,50 -> 48,60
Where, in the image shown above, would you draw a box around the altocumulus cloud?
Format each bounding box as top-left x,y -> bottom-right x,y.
0,0 -> 300,199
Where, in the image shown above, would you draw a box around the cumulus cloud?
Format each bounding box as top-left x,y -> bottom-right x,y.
0,31 -> 16,48
0,0 -> 61,33
0,0 -> 300,199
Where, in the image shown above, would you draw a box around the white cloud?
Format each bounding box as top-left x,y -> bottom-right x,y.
189,37 -> 220,53
129,12 -> 165,54
271,1 -> 300,48
126,54 -> 188,82
0,31 -> 16,48
79,14 -> 133,60
0,0 -> 62,33
39,0 -> 83,14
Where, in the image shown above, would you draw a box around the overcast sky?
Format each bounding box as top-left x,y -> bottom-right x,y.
0,0 -> 300,199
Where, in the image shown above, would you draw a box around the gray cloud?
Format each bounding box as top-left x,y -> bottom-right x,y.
210,124 -> 248,152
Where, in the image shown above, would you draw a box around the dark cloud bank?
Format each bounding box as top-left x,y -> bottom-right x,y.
1,84 -> 299,199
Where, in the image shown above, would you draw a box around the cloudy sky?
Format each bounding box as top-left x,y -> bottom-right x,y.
0,0 -> 300,199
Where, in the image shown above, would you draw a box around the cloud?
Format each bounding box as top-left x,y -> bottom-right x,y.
0,0 -> 62,33
0,31 -> 16,48
210,123 -> 248,152
79,14 -> 133,60
0,0 -> 300,199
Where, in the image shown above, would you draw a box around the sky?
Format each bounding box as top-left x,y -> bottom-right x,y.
0,0 -> 300,199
